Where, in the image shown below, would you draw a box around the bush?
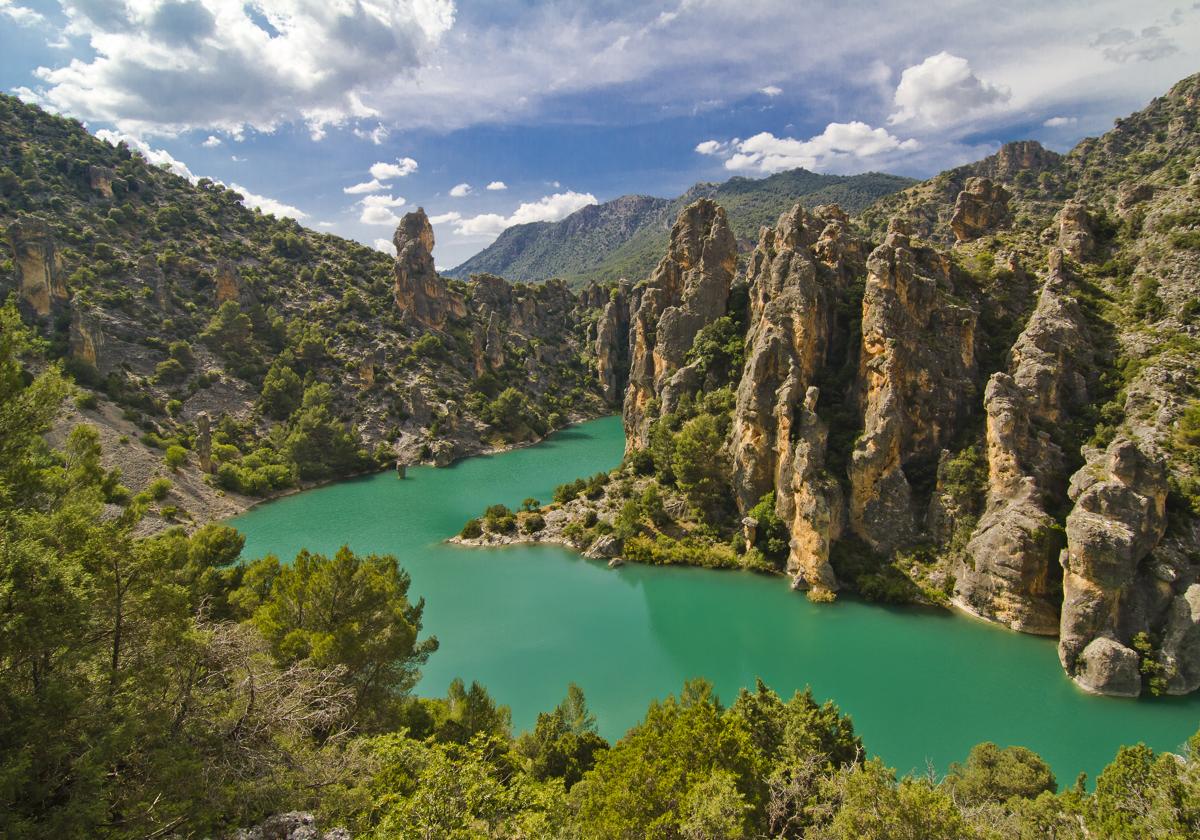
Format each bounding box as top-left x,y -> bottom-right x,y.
483,504 -> 516,533
521,513 -> 546,533
164,445 -> 188,471
147,477 -> 172,501
459,518 -> 483,539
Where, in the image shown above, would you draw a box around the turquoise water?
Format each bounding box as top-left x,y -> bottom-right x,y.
230,415 -> 1200,783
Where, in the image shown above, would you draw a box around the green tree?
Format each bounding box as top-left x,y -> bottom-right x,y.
672,413 -> 728,517
517,683 -> 608,788
245,546 -> 438,730
260,355 -> 304,420
944,742 -> 1057,806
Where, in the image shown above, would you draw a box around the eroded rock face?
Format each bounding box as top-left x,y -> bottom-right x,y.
69,303 -> 104,369
88,165 -> 115,198
949,177 -> 1012,242
1058,437 -> 1168,696
214,260 -> 241,306
1057,200 -> 1095,261
849,218 -> 978,553
727,204 -> 862,592
595,281 -> 633,405
393,208 -> 466,329
955,250 -> 1093,634
7,218 -> 67,316
1162,584 -> 1200,695
623,199 -> 736,448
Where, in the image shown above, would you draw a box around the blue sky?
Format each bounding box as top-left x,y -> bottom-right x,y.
2,1 -> 1199,268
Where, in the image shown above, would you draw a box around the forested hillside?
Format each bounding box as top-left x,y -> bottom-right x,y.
447,168 -> 914,286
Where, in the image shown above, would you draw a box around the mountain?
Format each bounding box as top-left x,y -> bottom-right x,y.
0,93 -> 609,529
462,73 -> 1200,699
446,168 -> 915,285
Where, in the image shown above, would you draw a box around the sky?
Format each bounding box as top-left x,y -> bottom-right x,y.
1,1 -> 1199,269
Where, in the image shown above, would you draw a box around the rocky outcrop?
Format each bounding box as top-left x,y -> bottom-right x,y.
978,140 -> 1062,181
214,260 -> 241,306
7,217 -> 67,316
954,250 -> 1093,634
1161,584 -> 1200,695
88,165 -> 115,198
849,218 -> 978,553
624,199 -> 736,448
1058,437 -> 1168,696
393,208 -> 466,329
69,303 -> 105,368
728,204 -> 862,592
1056,200 -> 1095,261
595,281 -> 633,405
229,811 -> 350,840
949,177 -> 1011,242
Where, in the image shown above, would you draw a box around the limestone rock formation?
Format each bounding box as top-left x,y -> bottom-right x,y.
88,165 -> 115,198
727,204 -> 862,592
949,177 -> 1011,242
977,140 -> 1062,182
68,303 -> 104,368
1058,437 -> 1168,696
1161,585 -> 1200,695
595,281 -> 633,405
954,250 -> 1093,634
1056,200 -> 1095,260
392,208 -> 466,329
7,217 -> 67,316
623,199 -> 736,448
214,260 -> 241,306
848,218 -> 978,553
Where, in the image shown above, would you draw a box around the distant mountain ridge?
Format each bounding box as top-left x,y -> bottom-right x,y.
446,168 -> 916,286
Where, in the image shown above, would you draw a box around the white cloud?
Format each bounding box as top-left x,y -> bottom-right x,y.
95,129 -> 197,182
454,191 -> 597,238
0,0 -> 44,26
230,154 -> 246,162
718,122 -> 918,174
354,124 -> 390,144
317,221 -> 336,228
369,157 -> 419,180
1043,116 -> 1077,127
374,238 -> 395,253
694,140 -> 726,155
358,193 -> 407,225
889,52 -> 1010,127
344,178 -> 387,194
1091,26 -> 1179,63
28,0 -> 456,136
449,182 -> 472,197
229,182 -> 308,220
486,180 -> 507,191
429,211 -> 463,224
202,135 -> 221,147
760,85 -> 783,97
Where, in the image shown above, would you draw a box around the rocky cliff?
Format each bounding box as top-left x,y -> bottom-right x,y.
623,198 -> 736,448
500,73 -> 1200,697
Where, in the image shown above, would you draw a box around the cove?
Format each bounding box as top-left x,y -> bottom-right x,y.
230,415 -> 1200,784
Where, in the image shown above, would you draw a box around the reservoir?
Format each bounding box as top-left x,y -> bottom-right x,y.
230,415 -> 1200,783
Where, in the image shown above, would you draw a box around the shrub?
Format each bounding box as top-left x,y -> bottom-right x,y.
459,518 -> 483,539
147,477 -> 172,501
164,445 -> 188,471
521,513 -> 546,533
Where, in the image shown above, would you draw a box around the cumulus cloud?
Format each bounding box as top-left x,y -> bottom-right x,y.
344,178 -> 387,194
373,237 -> 395,253
202,135 -> 221,147
449,182 -> 472,197
760,85 -> 783,97
694,140 -> 727,155
1043,116 -> 1077,127
429,211 -> 462,224
95,129 -> 197,181
486,181 -> 507,191
0,0 -> 45,26
27,0 -> 456,136
454,191 -> 597,238
229,182 -> 308,220
369,158 -> 419,180
889,52 -> 1010,127
718,122 -> 918,174
358,193 -> 407,225
354,124 -> 390,145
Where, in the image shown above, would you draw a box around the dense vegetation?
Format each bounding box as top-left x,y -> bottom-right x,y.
3,266 -> 1200,837
0,92 -> 600,526
449,169 -> 915,286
